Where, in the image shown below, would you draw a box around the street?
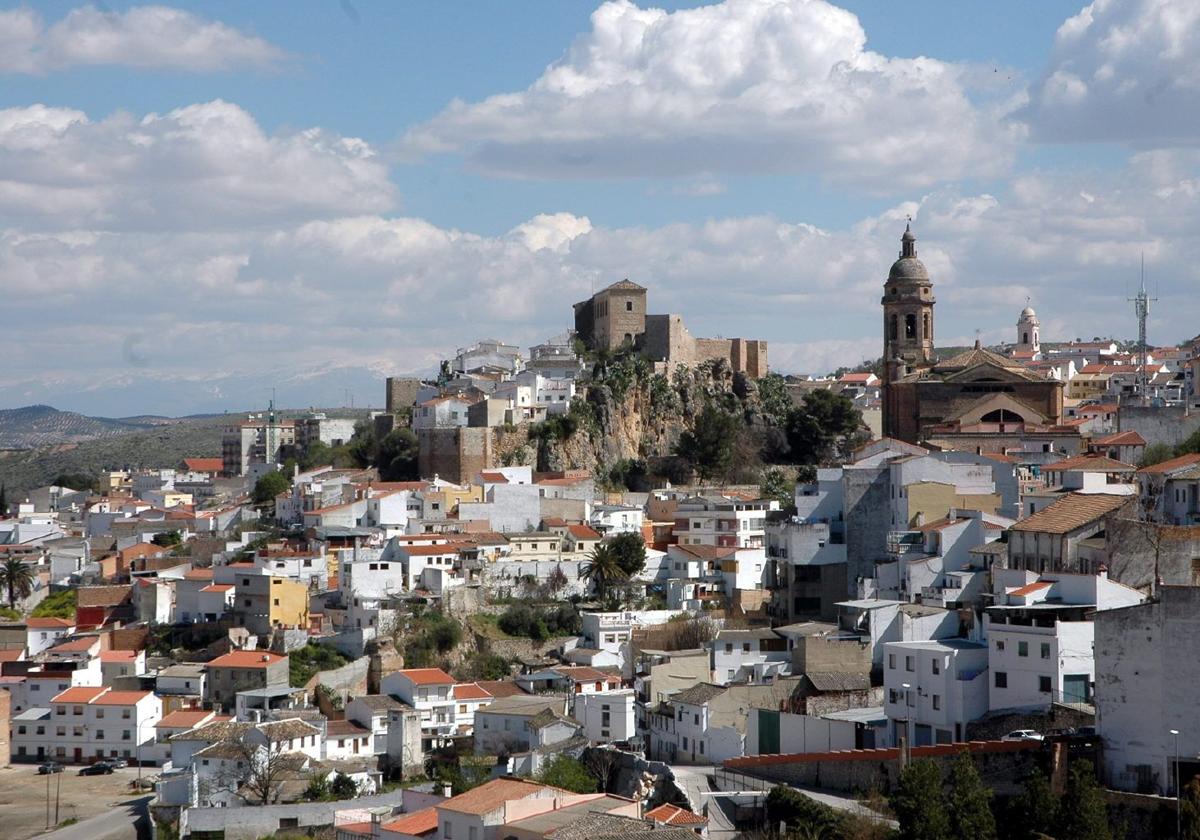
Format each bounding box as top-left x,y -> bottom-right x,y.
669,765 -> 739,840
0,766 -> 149,840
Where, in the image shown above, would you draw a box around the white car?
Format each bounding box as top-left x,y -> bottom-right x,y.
1002,729 -> 1044,742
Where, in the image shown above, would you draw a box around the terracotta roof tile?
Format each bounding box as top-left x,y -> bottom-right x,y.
438,778 -> 553,815
1010,492 -> 1131,535
645,803 -> 708,826
207,650 -> 287,669
1137,453 -> 1200,476
381,807 -> 439,836
453,682 -> 493,701
396,667 -> 455,686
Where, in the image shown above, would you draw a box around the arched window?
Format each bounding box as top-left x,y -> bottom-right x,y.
1022,332 -> 1029,345
923,312 -> 930,340
905,313 -> 916,339
890,315 -> 898,341
981,408 -> 1025,423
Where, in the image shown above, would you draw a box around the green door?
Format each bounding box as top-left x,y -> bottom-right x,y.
1063,674 -> 1090,704
757,709 -> 780,754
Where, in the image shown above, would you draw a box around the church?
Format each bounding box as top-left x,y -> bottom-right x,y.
880,225 -> 1064,443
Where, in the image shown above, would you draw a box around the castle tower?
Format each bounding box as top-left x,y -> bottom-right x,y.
1016,303 -> 1040,355
881,224 -> 935,439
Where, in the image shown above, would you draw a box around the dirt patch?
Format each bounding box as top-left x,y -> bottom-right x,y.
0,765 -> 144,840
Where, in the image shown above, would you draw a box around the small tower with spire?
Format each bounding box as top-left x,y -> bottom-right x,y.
1016,298 -> 1040,355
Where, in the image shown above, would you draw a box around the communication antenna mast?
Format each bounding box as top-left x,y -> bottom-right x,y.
1128,253 -> 1157,407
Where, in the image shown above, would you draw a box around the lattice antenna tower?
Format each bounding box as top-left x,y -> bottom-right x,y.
1128,253 -> 1157,406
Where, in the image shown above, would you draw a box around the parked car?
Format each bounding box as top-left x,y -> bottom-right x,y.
1002,729 -> 1044,742
1076,726 -> 1097,738
79,762 -> 115,776
107,758 -> 128,769
37,762 -> 64,775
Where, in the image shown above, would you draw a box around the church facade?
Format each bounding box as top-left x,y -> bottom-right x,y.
880,226 -> 1064,443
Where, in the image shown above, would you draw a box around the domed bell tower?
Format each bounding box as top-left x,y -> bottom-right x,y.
881,223 -> 935,385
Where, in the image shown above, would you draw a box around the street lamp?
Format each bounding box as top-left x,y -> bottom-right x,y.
901,682 -> 912,765
1171,729 -> 1181,839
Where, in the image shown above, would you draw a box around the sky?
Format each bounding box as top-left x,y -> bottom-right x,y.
3,0 -> 1200,415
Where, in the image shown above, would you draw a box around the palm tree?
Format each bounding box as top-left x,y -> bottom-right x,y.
582,544 -> 628,599
0,557 -> 35,610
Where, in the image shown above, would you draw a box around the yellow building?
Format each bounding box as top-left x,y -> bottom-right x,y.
904,481 -> 1001,528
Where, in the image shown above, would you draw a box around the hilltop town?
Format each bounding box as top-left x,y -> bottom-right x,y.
3,226 -> 1200,840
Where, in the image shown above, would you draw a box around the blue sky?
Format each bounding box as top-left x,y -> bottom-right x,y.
2,0 -> 1200,413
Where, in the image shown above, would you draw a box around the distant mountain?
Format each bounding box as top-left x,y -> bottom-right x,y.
0,362 -> 426,418
0,405 -> 166,450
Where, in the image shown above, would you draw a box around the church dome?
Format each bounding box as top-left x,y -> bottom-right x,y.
1020,306 -> 1036,318
889,257 -> 930,282
887,222 -> 929,282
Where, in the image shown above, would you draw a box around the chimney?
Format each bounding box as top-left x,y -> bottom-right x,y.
441,782 -> 452,799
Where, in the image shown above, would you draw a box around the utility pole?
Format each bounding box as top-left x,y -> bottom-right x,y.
46,770 -> 50,830
55,769 -> 61,825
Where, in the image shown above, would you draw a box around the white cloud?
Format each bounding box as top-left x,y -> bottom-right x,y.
0,5 -> 287,74
0,101 -> 395,230
402,0 -> 1022,188
1024,0 -> 1200,143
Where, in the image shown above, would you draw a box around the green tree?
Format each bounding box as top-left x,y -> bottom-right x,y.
1140,442 -> 1175,468
52,472 -> 97,492
785,389 -> 864,465
582,543 -> 629,599
152,530 -> 183,548
607,533 -> 647,579
536,755 -> 597,793
347,420 -> 379,468
1007,769 -> 1059,840
1055,761 -> 1111,840
375,428 -> 419,481
765,786 -> 841,835
947,751 -> 996,839
1179,427 -> 1200,456
329,772 -> 358,799
0,557 -> 35,609
757,373 -> 794,428
675,404 -> 740,482
759,466 -> 795,511
252,470 -> 290,505
891,759 -> 950,840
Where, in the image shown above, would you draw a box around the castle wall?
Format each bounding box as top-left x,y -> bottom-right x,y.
417,427 -> 495,484
385,377 -> 421,413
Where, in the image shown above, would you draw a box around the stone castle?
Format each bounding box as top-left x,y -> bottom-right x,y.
573,279 -> 768,378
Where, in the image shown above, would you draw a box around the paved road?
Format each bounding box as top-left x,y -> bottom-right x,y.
669,765 -> 740,840
39,795 -> 151,840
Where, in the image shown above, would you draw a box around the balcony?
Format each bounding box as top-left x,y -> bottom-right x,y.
887,531 -> 923,555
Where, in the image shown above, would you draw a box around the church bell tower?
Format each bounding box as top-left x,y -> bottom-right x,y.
881,224 -> 935,438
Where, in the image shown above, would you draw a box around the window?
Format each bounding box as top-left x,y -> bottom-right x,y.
995,672 -> 1008,689
96,729 -> 104,739
626,301 -> 633,312
694,714 -> 700,725
1040,643 -> 1051,659
1018,641 -> 1029,657
932,659 -> 940,675
742,643 -> 751,653
932,695 -> 941,711
96,709 -> 105,718
469,828 -> 478,840
905,656 -> 914,672
996,640 -> 1005,651
681,737 -> 689,750
905,313 -> 916,339
725,644 -> 733,653
56,727 -> 65,737
699,741 -> 705,755
888,654 -> 896,670
1039,676 -> 1052,693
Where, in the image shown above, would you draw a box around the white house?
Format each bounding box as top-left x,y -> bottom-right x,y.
710,628 -> 790,685
11,686 -> 162,765
381,668 -> 457,752
472,694 -> 579,756
985,569 -> 1144,712
412,396 -> 476,430
882,638 -> 988,747
572,690 -> 636,744
25,617 -> 75,656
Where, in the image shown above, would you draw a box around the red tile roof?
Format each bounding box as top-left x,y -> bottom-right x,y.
1008,581 -> 1053,597
397,667 -> 454,686
183,569 -> 214,581
100,650 -> 139,662
645,803 -> 708,826
207,650 -> 287,669
157,710 -> 225,729
93,690 -> 153,705
25,617 -> 73,629
1093,430 -> 1147,446
200,584 -> 234,593
1137,453 -> 1200,475
1044,453 -> 1135,473
438,778 -> 552,815
52,686 -> 107,703
567,524 -> 602,540
48,637 -> 99,654
381,807 -> 439,836
453,682 -> 493,701
183,458 -> 224,473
